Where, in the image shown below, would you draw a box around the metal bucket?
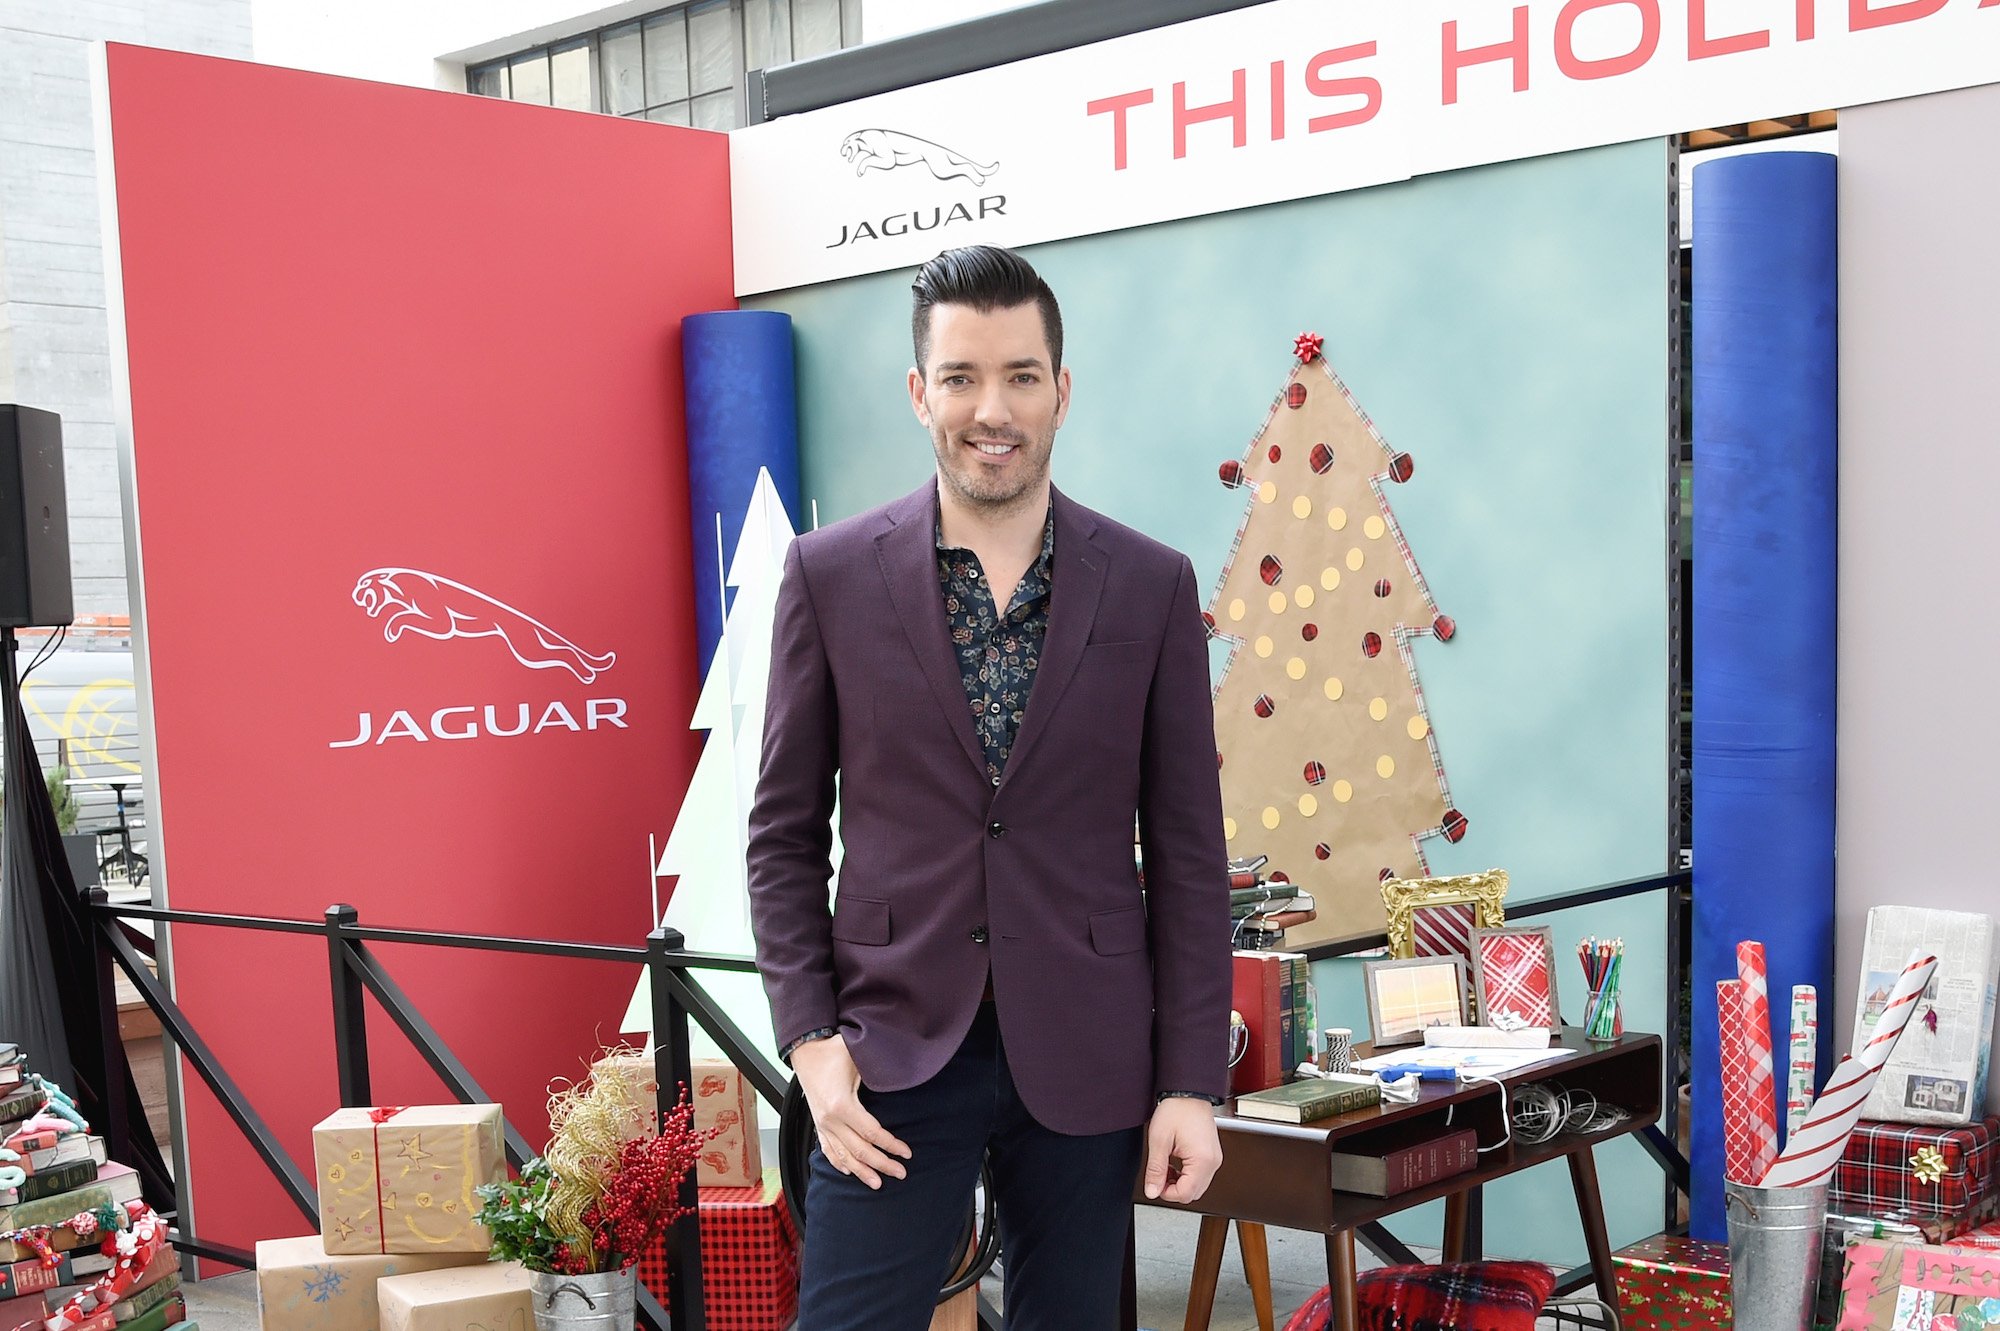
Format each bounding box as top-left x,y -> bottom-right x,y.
1726,1180 -> 1830,1331
529,1267 -> 637,1331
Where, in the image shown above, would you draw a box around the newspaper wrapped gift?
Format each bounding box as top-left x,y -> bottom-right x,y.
375,1262 -> 531,1331
254,1236 -> 486,1331
1850,906 -> 2000,1126
1835,1237 -> 2000,1330
311,1106 -> 506,1255
1817,1195 -> 2000,1330
637,1169 -> 798,1331
1611,1235 -> 1730,1331
589,1056 -> 762,1188
1831,1116 -> 2000,1219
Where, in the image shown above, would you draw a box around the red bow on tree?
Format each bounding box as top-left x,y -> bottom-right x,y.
1293,331 -> 1324,363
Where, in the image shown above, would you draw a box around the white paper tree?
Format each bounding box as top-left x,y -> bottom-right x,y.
621,469 -> 836,1068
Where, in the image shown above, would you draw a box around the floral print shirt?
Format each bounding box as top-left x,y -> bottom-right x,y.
937,504 -> 1057,788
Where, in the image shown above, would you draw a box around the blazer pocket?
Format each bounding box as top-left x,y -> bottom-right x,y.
1083,638 -> 1152,657
831,895 -> 891,946
1088,905 -> 1147,956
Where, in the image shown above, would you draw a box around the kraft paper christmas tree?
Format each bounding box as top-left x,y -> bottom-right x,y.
622,468 -> 838,1066
1206,333 -> 1465,949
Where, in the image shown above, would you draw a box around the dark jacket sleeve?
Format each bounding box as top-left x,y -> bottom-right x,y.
1139,555 -> 1233,1101
745,540 -> 842,1052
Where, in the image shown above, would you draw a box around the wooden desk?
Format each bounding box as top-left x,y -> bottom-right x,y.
1131,1029 -> 1662,1331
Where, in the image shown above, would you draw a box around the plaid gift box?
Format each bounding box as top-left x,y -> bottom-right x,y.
1830,1116 -> 2000,1219
1942,1218 -> 2000,1253
638,1168 -> 798,1331
1611,1236 -> 1730,1331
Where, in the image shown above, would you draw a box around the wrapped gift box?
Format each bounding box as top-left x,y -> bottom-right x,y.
1831,1117 -> 2000,1220
1945,1219 -> 2000,1252
1612,1235 -> 1730,1331
1851,906 -> 1999,1126
637,1168 -> 798,1331
311,1106 -> 506,1255
590,1056 -> 762,1188
254,1237 -> 485,1331
376,1261 -> 531,1331
1817,1197 -> 2000,1330
1835,1237 -> 2000,1329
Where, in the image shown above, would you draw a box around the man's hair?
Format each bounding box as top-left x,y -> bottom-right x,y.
911,245 -> 1063,374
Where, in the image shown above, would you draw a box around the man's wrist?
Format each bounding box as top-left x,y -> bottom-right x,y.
1156,1090 -> 1223,1106
780,1026 -> 840,1066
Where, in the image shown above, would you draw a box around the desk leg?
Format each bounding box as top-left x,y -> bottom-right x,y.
1184,1214 -> 1229,1331
1325,1230 -> 1359,1331
1568,1146 -> 1620,1298
1443,1190 -> 1467,1263
1236,1222 -> 1275,1331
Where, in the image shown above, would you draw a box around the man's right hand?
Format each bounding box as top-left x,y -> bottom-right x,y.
791,1033 -> 912,1190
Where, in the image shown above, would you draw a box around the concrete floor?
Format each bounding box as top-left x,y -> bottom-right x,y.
180,1207 -> 1433,1331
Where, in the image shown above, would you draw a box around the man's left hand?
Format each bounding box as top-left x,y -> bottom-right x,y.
1142,1097 -> 1222,1203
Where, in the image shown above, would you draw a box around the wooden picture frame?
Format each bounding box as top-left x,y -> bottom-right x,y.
1362,955 -> 1469,1047
1380,869 -> 1509,962
1469,925 -> 1560,1029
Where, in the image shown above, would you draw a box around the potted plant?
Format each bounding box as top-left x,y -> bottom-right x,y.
476,1050 -> 722,1331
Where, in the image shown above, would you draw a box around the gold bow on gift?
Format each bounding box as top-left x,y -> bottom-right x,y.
1912,1145 -> 1948,1186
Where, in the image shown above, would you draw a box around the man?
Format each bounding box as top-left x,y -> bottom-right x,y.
747,245 -> 1230,1329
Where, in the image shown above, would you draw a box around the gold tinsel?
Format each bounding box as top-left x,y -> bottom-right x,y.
541,1044 -> 650,1263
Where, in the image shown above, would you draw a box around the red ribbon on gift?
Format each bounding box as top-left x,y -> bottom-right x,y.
1293,331 -> 1324,363
368,1107 -> 406,1250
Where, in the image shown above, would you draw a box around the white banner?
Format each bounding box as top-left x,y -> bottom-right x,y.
731,0 -> 2000,294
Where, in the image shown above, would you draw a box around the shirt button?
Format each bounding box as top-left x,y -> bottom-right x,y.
971,925 -> 989,944
988,821 -> 1006,839
990,775 -> 1002,787
989,703 -> 1001,714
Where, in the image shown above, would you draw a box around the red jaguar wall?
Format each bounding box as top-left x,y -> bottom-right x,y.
99,43 -> 731,1255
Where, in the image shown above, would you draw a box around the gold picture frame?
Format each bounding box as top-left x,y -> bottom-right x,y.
1380,869 -> 1509,960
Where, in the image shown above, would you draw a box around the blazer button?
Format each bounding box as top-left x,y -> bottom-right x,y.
971,925 -> 989,944
988,821 -> 1006,838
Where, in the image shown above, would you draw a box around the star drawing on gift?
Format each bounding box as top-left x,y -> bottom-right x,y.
395,1134 -> 433,1166
331,1216 -> 357,1242
302,1265 -> 348,1304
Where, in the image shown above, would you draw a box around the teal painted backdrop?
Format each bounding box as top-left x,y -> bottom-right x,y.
746,137 -> 1674,1263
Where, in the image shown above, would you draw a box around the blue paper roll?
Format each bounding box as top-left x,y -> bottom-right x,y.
683,310 -> 803,670
1689,152 -> 1838,1241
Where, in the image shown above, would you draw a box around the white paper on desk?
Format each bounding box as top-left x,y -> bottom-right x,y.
1352,1046 -> 1580,1078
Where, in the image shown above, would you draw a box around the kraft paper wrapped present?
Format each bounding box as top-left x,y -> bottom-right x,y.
311,1106 -> 506,1254
590,1055 -> 762,1188
1832,1117 -> 2000,1220
375,1262 -> 530,1331
1818,1197 -> 2000,1330
637,1168 -> 798,1331
1834,1237 -> 2000,1331
253,1236 -> 486,1331
1611,1235 -> 1730,1331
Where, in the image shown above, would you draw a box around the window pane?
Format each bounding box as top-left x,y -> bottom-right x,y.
688,0 -> 734,95
509,52 -> 550,104
646,102 -> 692,126
744,0 -> 791,71
841,0 -> 862,47
643,12 -> 689,105
601,23 -> 644,115
468,63 -> 508,98
690,89 -> 737,130
549,40 -> 592,110
795,0 -> 840,60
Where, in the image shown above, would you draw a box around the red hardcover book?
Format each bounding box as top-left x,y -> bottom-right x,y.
0,1253 -> 72,1300
1230,952 -> 1285,1096
1330,1125 -> 1480,1197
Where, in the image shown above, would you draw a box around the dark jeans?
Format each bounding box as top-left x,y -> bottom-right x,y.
796,1002 -> 1144,1330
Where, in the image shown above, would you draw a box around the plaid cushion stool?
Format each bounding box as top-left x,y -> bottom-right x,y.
1284,1262 -> 1559,1331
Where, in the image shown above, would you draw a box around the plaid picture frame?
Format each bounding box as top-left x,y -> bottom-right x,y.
637,1169 -> 799,1331
1830,1116 -> 2000,1218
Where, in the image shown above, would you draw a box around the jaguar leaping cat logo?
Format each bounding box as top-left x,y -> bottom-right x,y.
351,568 -> 616,685
839,129 -> 999,187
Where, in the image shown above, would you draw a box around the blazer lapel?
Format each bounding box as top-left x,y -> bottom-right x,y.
1003,487 -> 1105,785
875,479 -> 988,781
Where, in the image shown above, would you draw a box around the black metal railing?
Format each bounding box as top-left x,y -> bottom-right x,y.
87,867 -> 1693,1322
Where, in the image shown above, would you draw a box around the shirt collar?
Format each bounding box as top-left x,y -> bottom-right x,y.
934,496 -> 1058,579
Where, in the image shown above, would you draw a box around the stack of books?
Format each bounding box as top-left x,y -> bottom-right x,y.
0,1045 -> 187,1331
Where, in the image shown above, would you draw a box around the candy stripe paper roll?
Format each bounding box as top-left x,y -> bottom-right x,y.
1763,952 -> 1937,1188
1787,984 -> 1817,1139
1716,979 -> 1761,1183
1736,941 -> 1781,1181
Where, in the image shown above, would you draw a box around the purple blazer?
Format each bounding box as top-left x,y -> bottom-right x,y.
746,478 -> 1231,1135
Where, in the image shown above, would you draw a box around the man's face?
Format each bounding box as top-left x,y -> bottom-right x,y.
908,300 -> 1070,514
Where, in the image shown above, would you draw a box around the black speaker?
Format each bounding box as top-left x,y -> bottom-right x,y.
0,405 -> 74,629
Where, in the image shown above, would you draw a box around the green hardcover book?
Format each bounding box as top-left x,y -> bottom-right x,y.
0,1088 -> 37,1126
1234,1074 -> 1381,1123
3,1158 -> 100,1207
1276,959 -> 1295,1075
112,1272 -> 183,1324
0,1182 -> 115,1235
115,1291 -> 184,1331
1279,954 -> 1310,1068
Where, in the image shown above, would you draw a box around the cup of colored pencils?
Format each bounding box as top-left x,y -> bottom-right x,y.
1579,936 -> 1625,1041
